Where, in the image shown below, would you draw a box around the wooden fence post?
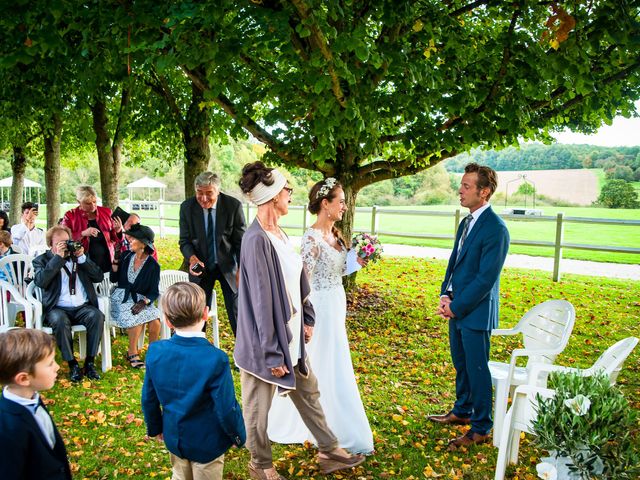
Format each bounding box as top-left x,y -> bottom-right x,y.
553,212 -> 564,282
159,201 -> 165,238
302,204 -> 309,233
454,209 -> 461,234
371,205 -> 378,235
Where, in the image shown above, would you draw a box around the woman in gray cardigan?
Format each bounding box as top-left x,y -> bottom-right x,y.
234,162 -> 365,480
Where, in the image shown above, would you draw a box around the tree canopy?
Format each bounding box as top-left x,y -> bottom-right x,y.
1,1 -> 639,230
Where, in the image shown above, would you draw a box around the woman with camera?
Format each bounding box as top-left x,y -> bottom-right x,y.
110,224 -> 161,368
62,185 -> 121,273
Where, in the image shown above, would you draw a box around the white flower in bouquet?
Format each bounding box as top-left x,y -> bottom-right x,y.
564,394 -> 591,416
536,462 -> 558,480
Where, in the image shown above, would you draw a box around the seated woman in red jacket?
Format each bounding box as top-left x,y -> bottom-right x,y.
62,186 -> 121,273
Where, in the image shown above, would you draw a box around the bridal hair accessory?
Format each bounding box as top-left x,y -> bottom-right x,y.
248,169 -> 288,205
316,177 -> 338,199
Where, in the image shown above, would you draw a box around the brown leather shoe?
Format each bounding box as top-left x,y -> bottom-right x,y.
427,412 -> 471,425
447,431 -> 490,451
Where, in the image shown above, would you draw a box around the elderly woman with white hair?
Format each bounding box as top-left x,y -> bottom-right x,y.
234,161 -> 365,480
62,185 -> 122,273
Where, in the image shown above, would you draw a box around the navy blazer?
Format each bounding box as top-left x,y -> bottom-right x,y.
441,206 -> 510,331
0,395 -> 72,480
141,335 -> 246,463
178,193 -> 246,292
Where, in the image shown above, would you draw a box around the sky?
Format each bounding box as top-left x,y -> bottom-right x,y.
552,101 -> 640,147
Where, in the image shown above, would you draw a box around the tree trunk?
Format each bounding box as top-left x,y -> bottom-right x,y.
10,146 -> 27,225
339,180 -> 360,291
43,113 -> 63,229
91,97 -> 119,210
183,82 -> 211,196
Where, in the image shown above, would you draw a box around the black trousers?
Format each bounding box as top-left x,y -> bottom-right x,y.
46,304 -> 104,362
199,265 -> 238,336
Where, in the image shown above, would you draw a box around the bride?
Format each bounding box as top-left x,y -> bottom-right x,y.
267,178 -> 374,454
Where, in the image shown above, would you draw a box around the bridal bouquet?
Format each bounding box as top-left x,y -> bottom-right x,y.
351,232 -> 383,263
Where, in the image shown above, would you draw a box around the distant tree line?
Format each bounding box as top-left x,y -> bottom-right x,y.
446,143 -> 640,181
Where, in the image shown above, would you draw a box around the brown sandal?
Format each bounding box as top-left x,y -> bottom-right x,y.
126,353 -> 145,369
318,451 -> 365,474
248,463 -> 288,480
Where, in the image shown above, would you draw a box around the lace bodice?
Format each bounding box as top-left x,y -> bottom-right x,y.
301,228 -> 346,291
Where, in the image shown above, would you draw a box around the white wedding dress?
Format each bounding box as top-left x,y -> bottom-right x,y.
267,228 -> 374,454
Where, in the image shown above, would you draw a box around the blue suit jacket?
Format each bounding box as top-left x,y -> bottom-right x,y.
440,206 -> 510,331
141,335 -> 246,463
0,395 -> 72,480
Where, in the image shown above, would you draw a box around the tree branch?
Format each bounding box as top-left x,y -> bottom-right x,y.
353,150 -> 457,189
289,0 -> 347,107
146,67 -> 186,131
181,66 -> 314,169
536,58 -> 640,121
449,1 -> 498,17
112,85 -> 131,148
477,8 -> 519,110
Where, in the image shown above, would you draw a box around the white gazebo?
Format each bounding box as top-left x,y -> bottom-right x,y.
0,177 -> 43,207
126,176 -> 167,201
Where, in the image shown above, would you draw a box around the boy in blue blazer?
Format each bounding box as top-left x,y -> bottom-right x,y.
0,328 -> 72,480
142,282 -> 246,480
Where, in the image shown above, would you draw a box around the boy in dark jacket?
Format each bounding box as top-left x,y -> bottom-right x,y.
0,328 -> 72,480
142,282 -> 245,480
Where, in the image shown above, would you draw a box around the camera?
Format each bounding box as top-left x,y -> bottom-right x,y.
66,240 -> 83,253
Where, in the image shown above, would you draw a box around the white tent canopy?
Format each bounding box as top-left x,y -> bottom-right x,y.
0,177 -> 43,206
126,176 -> 167,201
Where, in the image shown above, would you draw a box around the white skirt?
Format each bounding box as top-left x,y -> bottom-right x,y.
267,286 -> 374,454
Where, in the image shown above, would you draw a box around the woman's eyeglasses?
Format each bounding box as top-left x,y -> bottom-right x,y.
283,187 -> 293,195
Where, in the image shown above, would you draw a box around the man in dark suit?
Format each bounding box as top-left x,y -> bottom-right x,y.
179,171 -> 246,336
428,163 -> 510,449
33,225 -> 105,382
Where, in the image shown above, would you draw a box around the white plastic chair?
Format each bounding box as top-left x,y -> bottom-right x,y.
528,336 -> 639,389
494,385 -> 555,480
158,270 -> 219,347
25,282 -> 112,372
494,337 -> 638,479
0,253 -> 34,325
0,280 -> 33,331
94,272 -> 116,338
489,300 -> 575,446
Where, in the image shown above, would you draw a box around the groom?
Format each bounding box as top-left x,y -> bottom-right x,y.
429,163 -> 509,450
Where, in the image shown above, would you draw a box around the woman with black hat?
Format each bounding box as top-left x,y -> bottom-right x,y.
110,224 -> 161,368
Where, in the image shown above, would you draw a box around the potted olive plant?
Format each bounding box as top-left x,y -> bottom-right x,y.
532,371 -> 639,479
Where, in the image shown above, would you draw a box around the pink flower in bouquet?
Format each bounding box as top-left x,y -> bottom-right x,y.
351,232 -> 383,262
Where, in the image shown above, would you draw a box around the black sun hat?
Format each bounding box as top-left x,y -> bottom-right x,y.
124,224 -> 155,253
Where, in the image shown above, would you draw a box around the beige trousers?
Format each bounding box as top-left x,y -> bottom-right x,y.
241,364 -> 338,469
170,452 -> 224,480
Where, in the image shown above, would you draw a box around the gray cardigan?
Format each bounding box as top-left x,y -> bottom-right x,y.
233,220 -> 315,392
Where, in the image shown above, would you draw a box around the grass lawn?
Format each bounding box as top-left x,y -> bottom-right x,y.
40,242 -> 640,479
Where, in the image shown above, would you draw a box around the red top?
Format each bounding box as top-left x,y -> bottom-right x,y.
62,205 -> 120,263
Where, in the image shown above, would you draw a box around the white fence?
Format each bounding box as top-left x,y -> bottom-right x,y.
59,201 -> 640,282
